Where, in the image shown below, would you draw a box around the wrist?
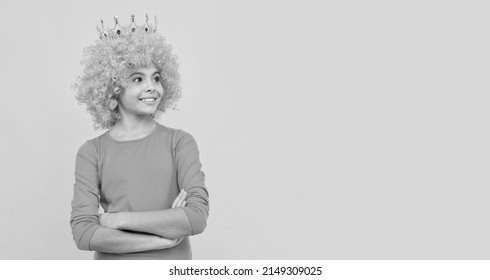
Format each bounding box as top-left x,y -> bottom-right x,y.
157,237 -> 172,250
158,237 -> 182,250
114,212 -> 127,229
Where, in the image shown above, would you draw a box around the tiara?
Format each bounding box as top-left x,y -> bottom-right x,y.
96,14 -> 158,40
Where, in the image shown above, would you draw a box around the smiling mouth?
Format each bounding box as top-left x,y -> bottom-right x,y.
139,98 -> 157,104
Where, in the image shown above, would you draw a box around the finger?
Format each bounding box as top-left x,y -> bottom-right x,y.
182,201 -> 186,207
172,189 -> 184,207
176,191 -> 187,207
178,190 -> 187,206
177,199 -> 186,208
172,189 -> 186,208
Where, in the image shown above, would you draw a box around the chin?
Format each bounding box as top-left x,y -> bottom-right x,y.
133,109 -> 157,117
143,110 -> 158,116
139,105 -> 159,114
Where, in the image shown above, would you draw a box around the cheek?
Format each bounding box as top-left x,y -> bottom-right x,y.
119,92 -> 137,106
157,83 -> 164,92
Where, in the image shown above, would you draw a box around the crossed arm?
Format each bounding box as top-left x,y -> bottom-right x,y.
71,131 -> 208,254
89,190 -> 191,254
98,189 -> 191,239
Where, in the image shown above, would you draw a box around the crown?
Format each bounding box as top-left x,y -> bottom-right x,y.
96,14 -> 158,40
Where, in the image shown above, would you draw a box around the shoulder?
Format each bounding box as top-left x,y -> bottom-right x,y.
156,123 -> 196,144
76,133 -> 106,159
156,124 -> 200,157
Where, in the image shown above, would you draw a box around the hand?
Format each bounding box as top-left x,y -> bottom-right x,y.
98,212 -> 120,229
165,237 -> 184,249
172,189 -> 187,208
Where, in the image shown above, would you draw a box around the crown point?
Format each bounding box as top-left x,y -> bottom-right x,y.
97,14 -> 158,40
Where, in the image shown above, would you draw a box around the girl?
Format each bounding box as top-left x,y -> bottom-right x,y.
70,15 -> 209,260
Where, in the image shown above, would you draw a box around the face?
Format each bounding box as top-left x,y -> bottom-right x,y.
117,64 -> 164,118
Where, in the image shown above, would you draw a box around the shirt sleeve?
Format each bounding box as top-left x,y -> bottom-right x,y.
70,141 -> 101,251
174,130 -> 210,235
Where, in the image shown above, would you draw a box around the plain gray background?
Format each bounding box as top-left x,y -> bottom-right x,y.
0,0 -> 489,259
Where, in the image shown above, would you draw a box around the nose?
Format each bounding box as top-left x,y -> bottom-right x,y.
145,82 -> 154,92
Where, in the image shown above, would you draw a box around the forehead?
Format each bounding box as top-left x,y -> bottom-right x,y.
130,64 -> 159,75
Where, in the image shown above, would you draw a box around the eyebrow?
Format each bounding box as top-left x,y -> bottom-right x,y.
129,71 -> 161,77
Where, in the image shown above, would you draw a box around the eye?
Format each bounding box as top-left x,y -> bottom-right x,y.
132,77 -> 142,83
153,75 -> 161,83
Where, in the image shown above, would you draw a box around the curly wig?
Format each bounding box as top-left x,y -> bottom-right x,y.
73,31 -> 181,130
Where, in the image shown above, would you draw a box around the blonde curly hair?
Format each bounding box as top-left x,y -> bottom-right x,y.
73,31 -> 181,130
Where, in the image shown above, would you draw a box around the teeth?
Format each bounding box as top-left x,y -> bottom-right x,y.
140,98 -> 156,102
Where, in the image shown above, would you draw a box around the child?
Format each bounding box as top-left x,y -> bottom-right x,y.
70,15 -> 209,260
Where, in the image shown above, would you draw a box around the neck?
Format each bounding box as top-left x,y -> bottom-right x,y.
112,114 -> 156,135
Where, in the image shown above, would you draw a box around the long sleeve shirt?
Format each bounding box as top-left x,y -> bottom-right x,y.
70,123 -> 209,259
